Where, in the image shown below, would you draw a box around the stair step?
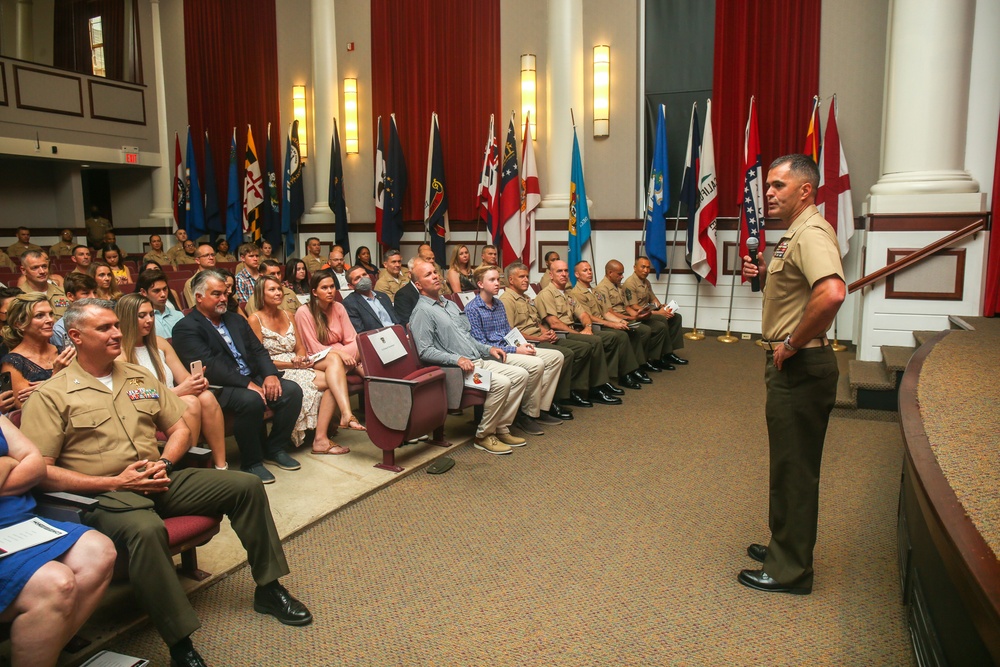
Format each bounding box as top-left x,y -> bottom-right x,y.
835,371 -> 856,409
881,345 -> 914,373
913,330 -> 939,347
849,359 -> 895,391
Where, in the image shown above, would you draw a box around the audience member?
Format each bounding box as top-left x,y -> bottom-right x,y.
353,245 -> 379,284
342,265 -> 400,333
215,237 -> 237,263
283,258 -> 310,295
374,248 -> 410,302
539,250 -> 560,289
446,244 -> 476,294
166,228 -> 189,265
1,293 -> 77,408
0,248 -> 14,270
143,233 -> 174,267
175,239 -> 199,266
88,261 -> 122,301
217,268 -> 242,315
325,246 -> 351,288
0,287 -> 23,359
117,293 -> 228,470
246,260 -> 300,316
22,299 -> 312,666
409,259 -> 528,455
466,265 -> 566,435
391,258 -> 422,324
49,272 -> 97,350
137,269 -> 185,337
0,412 -> 116,667
235,243 -> 263,304
172,270 -> 304,484
596,259 -> 668,372
416,242 -> 451,295
102,231 -> 118,249
84,206 -> 113,248
623,256 -> 688,368
249,275 -> 364,454
15,252 -> 64,289
48,228 -> 75,257
478,244 -> 507,288
69,245 -> 92,274
303,237 -> 325,275
182,243 -> 217,306
8,227 -> 42,260
19,251 -> 69,318
293,270 -> 362,373
100,243 -> 133,289
260,239 -> 275,263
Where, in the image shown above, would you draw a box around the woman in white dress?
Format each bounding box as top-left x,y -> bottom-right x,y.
116,293 -> 229,469
248,275 -> 364,455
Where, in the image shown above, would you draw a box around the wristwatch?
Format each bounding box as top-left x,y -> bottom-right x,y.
782,334 -> 797,352
158,457 -> 175,474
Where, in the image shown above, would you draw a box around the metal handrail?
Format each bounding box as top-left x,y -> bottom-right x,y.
847,218 -> 986,294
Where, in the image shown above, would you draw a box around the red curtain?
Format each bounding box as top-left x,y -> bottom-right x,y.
370,0 -> 500,222
984,113 -> 1000,316
184,0 -> 281,218
712,0 -> 821,218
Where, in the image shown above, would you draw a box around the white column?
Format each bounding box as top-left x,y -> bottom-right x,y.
538,0 -> 584,216
869,0 -> 979,198
308,0 -> 339,216
15,0 -> 33,62
146,0 -> 173,220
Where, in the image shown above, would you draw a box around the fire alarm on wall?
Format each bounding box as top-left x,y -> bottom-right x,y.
347,42 -> 355,52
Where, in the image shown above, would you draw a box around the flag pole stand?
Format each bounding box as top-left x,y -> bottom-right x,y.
719,225 -> 745,344
684,284 -> 705,341
831,318 -> 847,352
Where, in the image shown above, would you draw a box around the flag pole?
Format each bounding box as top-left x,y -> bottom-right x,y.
718,220 -> 741,344
685,282 -> 705,340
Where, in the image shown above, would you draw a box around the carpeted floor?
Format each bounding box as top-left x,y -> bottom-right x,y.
102,340 -> 913,666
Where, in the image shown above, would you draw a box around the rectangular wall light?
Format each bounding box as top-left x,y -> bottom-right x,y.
521,53 -> 536,140
344,78 -> 359,154
593,45 -> 610,137
293,84 -> 308,159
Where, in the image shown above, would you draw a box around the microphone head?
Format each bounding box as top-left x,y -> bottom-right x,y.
746,236 -> 760,253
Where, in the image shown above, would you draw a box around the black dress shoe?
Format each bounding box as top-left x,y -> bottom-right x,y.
737,569 -> 810,595
620,375 -> 642,390
170,647 -> 208,667
747,543 -> 768,563
588,389 -> 623,405
549,403 -> 574,419
634,370 -> 653,384
567,392 -> 593,408
603,382 -> 625,396
254,582 -> 314,626
666,353 -> 689,365
658,358 -> 677,371
641,361 -> 662,373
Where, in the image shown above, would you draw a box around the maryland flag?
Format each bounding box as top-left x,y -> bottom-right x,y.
242,126 -> 263,243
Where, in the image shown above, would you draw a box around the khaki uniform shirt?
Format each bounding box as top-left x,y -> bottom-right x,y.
85,216 -> 112,246
7,242 -> 42,259
245,286 -> 302,317
174,253 -> 198,266
48,241 -> 74,257
215,252 -> 237,263
304,255 -> 326,276
22,359 -> 186,477
567,284 -> 609,320
762,205 -> 844,342
539,273 -> 552,290
596,277 -> 629,318
0,251 -> 14,270
143,251 -> 174,268
535,284 -> 586,328
23,281 -> 69,319
166,245 -> 188,264
374,269 -> 410,302
498,289 -> 544,338
622,273 -> 657,308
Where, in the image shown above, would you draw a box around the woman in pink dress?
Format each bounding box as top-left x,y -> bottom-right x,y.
293,269 -> 362,377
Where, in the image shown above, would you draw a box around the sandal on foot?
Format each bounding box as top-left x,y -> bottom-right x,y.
311,443 -> 350,455
339,416 -> 366,431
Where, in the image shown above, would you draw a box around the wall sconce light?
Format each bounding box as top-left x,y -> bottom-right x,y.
593,45 -> 610,137
292,84 -> 308,159
343,78 -> 359,155
520,53 -> 536,140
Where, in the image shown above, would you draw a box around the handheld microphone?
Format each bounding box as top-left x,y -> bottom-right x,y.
746,236 -> 761,293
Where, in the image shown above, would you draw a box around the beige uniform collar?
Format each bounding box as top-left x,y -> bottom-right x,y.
64,359 -> 147,400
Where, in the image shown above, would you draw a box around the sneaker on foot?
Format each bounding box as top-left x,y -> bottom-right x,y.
264,451 -> 301,471
244,463 -> 276,484
495,431 -> 527,447
513,412 -> 544,435
473,435 -> 512,455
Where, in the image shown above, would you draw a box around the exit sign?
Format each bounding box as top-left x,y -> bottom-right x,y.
121,146 -> 140,164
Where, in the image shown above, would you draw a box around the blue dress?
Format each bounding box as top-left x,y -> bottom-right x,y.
0,429 -> 90,613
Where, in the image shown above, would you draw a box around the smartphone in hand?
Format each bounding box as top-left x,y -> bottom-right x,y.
0,372 -> 11,395
189,360 -> 203,376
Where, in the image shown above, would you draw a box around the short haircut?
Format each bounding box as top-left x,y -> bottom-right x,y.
406,256 -> 418,271
505,262 -> 528,282
574,260 -> 590,272
383,248 -> 401,263
635,255 -> 650,264
192,268 -> 226,298
306,237 -> 320,246
72,245 -> 90,255
261,259 -> 282,272
136,269 -> 168,293
473,264 -> 499,285
64,272 -> 97,295
197,243 -> 215,253
16,226 -> 29,233
346,265 -> 367,282
770,153 -> 820,189
238,243 -> 260,258
148,234 -> 161,242
544,251 -> 559,264
63,298 -> 117,334
21,250 -> 46,263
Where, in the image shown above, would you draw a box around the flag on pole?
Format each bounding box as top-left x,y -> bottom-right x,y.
281,120 -> 305,256
225,129 -> 242,252
185,128 -> 206,241
172,132 -> 186,231
519,111 -> 540,268
330,117 -> 350,255
816,98 -> 855,256
242,126 -> 263,243
382,114 -> 407,250
567,127 -> 591,286
477,114 -> 499,251
498,112 -> 521,264
681,103 -> 701,272
423,113 -> 450,268
644,104 -> 670,277
373,116 -> 386,247
739,96 -> 764,275
262,123 -> 282,251
804,95 -> 821,163
690,99 -> 718,285
203,132 -> 223,235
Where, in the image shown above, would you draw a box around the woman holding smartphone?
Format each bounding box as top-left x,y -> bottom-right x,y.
249,275 -> 363,455
0,294 -> 76,409
116,293 -> 229,469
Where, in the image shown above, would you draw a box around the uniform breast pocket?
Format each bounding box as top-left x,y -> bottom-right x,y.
70,408 -> 112,430
765,260 -> 788,299
130,401 -> 162,441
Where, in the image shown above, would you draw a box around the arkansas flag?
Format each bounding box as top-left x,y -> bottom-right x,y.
690,99 -> 718,285
816,99 -> 855,256
498,112 -> 521,264
478,115 -> 499,248
518,112 -> 540,268
739,96 -> 764,273
804,96 -> 821,163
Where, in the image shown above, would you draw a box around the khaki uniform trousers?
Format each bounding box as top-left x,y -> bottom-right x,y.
474,359 -> 528,438
505,347 -> 564,416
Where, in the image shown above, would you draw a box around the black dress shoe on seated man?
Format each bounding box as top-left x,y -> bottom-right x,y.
620,374 -> 642,390
658,357 -> 677,371
747,543 -> 768,563
634,370 -> 653,384
642,361 -> 662,373
666,353 -> 689,365
588,388 -> 623,405
737,569 -> 810,595
549,404 -> 574,420
568,391 -> 593,408
602,382 -> 625,396
254,580 -> 313,625
170,638 -> 208,667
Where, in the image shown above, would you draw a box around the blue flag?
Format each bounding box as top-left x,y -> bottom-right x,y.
185,128 -> 206,240
382,114 -> 407,250
681,103 -> 702,272
281,120 -> 305,257
203,131 -> 222,235
645,104 -> 670,277
225,129 -> 242,253
567,129 -> 590,287
329,117 -> 350,255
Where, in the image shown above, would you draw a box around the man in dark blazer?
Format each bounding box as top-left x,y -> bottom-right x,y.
392,259 -> 422,324
172,269 -> 304,485
342,265 -> 400,333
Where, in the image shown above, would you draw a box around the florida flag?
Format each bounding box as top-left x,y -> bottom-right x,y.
690,99 -> 718,285
816,99 -> 855,256
517,111 -> 540,267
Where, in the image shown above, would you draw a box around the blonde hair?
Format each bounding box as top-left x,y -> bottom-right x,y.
88,261 -> 122,301
252,274 -> 284,314
1,292 -> 51,348
116,293 -> 167,383
448,244 -> 471,272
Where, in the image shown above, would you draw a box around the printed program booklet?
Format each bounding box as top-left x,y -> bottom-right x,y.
0,517 -> 67,559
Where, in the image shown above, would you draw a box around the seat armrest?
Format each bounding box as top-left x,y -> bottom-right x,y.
38,491 -> 99,509
33,491 -> 99,524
